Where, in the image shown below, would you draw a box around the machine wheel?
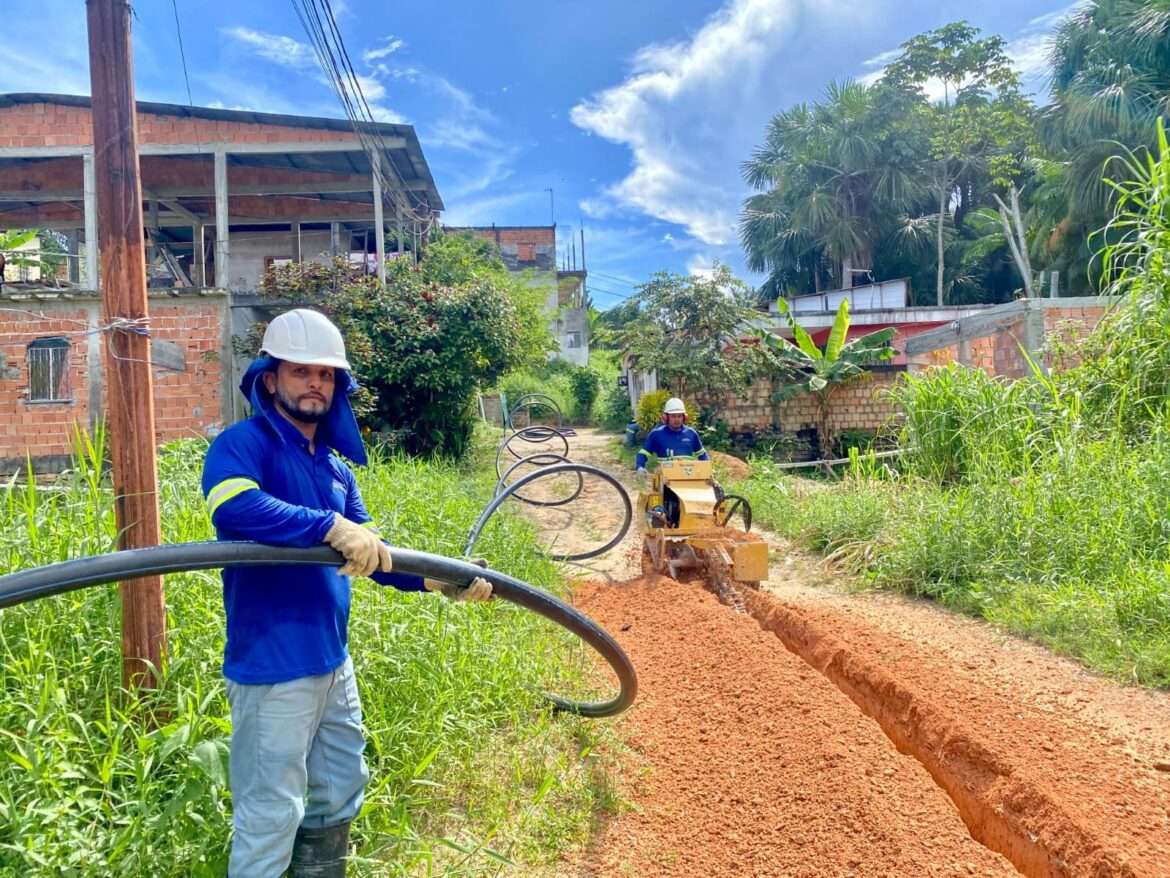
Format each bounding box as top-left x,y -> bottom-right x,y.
714,494 -> 753,532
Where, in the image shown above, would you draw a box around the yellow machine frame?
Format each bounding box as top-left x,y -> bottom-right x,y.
639,456 -> 769,585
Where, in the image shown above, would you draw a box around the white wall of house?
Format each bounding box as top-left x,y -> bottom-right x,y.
777,277 -> 909,314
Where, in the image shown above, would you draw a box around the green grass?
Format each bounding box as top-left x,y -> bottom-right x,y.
736,436 -> 1170,687
0,430 -> 620,876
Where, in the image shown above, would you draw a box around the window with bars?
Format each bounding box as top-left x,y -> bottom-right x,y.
26,337 -> 71,403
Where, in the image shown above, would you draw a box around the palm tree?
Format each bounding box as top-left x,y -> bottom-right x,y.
757,298 -> 896,459
1038,0 -> 1170,291
740,81 -> 928,300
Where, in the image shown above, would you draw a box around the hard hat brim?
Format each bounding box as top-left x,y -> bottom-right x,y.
262,351 -> 352,371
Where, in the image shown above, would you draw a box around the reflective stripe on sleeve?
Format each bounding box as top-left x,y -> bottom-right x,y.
206,477 -> 260,516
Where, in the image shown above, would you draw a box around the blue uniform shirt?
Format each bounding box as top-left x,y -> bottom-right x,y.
202,367 -> 423,685
635,424 -> 709,469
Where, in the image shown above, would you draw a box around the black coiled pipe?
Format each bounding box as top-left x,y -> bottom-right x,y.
465,463 -> 632,562
0,542 -> 636,718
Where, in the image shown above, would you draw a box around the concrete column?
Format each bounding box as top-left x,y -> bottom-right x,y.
82,153 -> 99,290
192,224 -> 205,286
330,222 -> 341,257
1023,301 -> 1048,376
86,301 -> 103,435
214,149 -> 230,288
958,339 -> 971,366
148,200 -> 159,270
65,230 -> 81,283
292,221 -> 302,262
396,200 -> 403,258
371,151 -> 386,284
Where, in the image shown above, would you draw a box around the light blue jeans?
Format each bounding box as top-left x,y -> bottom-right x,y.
226,657 -> 369,878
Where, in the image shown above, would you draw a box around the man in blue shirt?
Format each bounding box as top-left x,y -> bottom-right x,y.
635,396 -> 708,482
203,308 -> 491,877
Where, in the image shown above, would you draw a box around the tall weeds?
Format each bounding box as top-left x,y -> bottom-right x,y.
0,434 -> 612,876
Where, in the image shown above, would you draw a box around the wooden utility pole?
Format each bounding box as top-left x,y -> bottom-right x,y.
86,0 -> 167,690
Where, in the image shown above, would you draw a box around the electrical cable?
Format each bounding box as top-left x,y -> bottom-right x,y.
290,0 -> 433,232
0,542 -> 636,718
170,0 -> 194,106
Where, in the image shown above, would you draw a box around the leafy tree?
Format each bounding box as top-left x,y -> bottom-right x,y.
758,299 -> 895,458
619,264 -> 765,409
740,81 -> 930,299
591,298 -> 641,349
883,21 -> 1036,305
259,234 -> 548,457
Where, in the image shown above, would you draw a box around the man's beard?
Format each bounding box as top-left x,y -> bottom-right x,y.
275,387 -> 329,423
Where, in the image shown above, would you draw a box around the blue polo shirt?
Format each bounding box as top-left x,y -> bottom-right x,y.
636,424 -> 709,470
202,403 -> 423,685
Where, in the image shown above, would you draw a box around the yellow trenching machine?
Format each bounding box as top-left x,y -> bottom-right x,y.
638,457 -> 769,610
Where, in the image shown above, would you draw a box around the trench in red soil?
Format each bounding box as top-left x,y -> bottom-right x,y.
721,583 -> 1136,878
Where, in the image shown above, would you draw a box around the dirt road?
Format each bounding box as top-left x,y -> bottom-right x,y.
515,430 -> 1170,877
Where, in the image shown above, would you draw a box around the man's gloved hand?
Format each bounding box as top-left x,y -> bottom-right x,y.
635,468 -> 651,491
324,513 -> 393,577
424,558 -> 493,602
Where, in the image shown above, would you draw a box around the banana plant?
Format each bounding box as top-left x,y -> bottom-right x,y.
757,298 -> 896,459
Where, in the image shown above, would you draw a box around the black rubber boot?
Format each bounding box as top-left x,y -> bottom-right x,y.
287,820 -> 350,877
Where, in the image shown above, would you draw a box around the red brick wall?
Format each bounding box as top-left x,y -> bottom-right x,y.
0,102 -> 363,150
0,294 -> 227,468
148,302 -> 225,444
0,307 -> 92,460
453,227 -> 555,247
905,303 -> 1109,378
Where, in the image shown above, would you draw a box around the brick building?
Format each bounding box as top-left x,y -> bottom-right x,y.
0,93 -> 442,472
445,225 -> 589,366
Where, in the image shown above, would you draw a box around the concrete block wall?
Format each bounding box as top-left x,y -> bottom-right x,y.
696,371 -> 901,436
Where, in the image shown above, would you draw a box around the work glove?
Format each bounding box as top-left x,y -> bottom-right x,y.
635,468 -> 650,490
324,513 -> 393,578
424,558 -> 493,602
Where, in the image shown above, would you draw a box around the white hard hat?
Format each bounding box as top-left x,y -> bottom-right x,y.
663,397 -> 686,415
260,308 -> 351,371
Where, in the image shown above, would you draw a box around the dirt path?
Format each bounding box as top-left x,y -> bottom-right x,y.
519,430 -> 1170,877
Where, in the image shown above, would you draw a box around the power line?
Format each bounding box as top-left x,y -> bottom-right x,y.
589,269 -> 642,287
290,0 -> 433,233
170,0 -> 194,106
587,284 -> 638,301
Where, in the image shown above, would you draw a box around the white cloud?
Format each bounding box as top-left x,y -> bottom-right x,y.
0,6 -> 89,95
220,25 -> 406,123
855,3 -> 1074,99
222,26 -> 317,69
363,37 -> 405,64
687,254 -> 718,279
862,48 -> 901,69
571,0 -> 860,247
580,197 -> 624,220
440,191 -> 540,226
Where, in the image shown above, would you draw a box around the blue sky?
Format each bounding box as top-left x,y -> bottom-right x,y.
0,0 -> 1075,307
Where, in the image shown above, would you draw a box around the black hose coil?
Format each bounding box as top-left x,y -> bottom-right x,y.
466,463 -> 632,562
495,452 -> 584,508
0,542 -> 637,718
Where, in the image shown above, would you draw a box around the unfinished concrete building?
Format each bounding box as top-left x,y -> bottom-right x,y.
0,93 -> 442,471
